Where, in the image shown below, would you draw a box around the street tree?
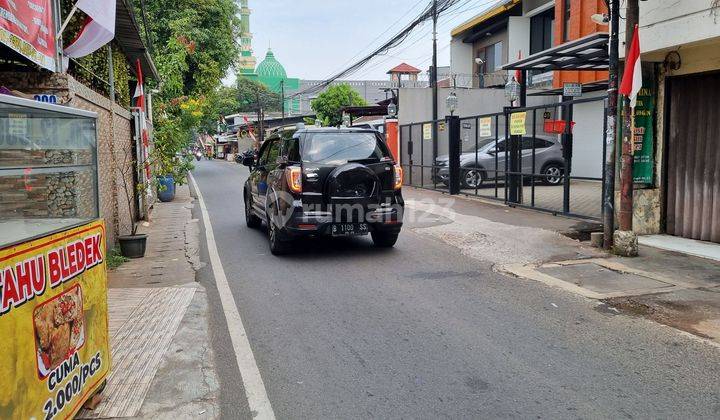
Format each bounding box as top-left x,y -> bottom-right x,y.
140,0 -> 240,99
236,78 -> 281,113
311,84 -> 367,127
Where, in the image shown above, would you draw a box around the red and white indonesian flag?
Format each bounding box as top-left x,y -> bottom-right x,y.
619,25 -> 642,109
133,59 -> 151,179
63,0 -> 116,59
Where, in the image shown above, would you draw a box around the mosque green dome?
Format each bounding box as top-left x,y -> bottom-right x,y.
255,49 -> 287,79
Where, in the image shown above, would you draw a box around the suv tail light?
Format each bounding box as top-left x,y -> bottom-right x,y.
286,166 -> 302,193
393,164 -> 403,190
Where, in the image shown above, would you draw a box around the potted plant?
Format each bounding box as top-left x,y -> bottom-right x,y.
156,173 -> 176,202
114,146 -> 148,259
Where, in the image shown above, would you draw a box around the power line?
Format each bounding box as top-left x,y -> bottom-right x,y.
348,0 -> 499,78
352,2 -> 470,76
322,0 -> 430,77
288,0 -> 468,98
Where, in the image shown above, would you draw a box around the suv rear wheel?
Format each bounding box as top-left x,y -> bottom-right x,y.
371,231 -> 399,248
267,214 -> 291,255
245,194 -> 261,228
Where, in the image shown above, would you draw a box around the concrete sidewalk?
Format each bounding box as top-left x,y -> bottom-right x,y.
404,187 -> 720,345
79,184 -> 219,419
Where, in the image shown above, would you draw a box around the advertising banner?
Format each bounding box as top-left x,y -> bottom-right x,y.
0,220 -> 110,419
0,0 -> 57,70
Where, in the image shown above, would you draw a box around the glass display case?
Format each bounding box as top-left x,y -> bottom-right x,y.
0,94 -> 99,248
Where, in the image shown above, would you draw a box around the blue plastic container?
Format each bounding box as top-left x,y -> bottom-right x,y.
157,175 -> 176,202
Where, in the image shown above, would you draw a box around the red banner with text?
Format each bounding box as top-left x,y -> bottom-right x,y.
0,0 -> 57,70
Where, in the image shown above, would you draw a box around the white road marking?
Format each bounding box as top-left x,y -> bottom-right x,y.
189,173 -> 276,420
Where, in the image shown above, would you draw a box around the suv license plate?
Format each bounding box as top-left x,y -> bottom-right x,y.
331,223 -> 369,236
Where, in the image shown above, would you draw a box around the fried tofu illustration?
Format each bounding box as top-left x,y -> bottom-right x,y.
34,305 -> 55,351
53,293 -> 79,325
49,322 -> 71,367
70,315 -> 84,346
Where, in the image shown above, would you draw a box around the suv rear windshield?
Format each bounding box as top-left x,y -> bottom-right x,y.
301,132 -> 391,165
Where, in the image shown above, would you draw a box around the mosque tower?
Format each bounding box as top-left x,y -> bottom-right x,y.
238,0 -> 257,75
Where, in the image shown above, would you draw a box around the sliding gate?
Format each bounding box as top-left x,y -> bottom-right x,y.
399,96 -> 608,220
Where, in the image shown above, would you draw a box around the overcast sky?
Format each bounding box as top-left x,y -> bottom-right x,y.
224,0 -> 497,85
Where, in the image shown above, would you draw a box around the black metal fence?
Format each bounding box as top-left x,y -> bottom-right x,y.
400,96 -> 608,220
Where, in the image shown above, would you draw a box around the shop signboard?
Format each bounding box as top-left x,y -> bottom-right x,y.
0,0 -> 57,71
632,81 -> 655,185
0,220 -> 110,419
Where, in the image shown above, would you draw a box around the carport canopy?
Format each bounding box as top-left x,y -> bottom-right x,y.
502,33 -> 609,72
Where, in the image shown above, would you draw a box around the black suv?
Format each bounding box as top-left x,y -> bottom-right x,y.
242,126 -> 404,255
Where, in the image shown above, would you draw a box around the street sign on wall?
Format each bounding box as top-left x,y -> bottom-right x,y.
0,0 -> 57,71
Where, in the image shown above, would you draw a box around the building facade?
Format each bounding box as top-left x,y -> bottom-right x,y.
621,0 -> 720,244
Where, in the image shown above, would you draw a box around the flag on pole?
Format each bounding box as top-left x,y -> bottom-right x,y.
515,50 -> 522,83
63,0 -> 117,60
133,59 -> 151,179
619,24 -> 642,108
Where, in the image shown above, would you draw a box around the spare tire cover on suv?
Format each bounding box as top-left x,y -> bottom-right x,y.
324,163 -> 379,200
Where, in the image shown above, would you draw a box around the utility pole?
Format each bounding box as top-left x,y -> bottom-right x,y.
431,0 -> 438,161
615,0 -> 640,256
602,0 -> 619,250
619,0 -> 639,231
255,89 -> 264,143
280,80 -> 285,124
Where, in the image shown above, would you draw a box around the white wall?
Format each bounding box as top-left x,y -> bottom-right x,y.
620,0 -> 720,58
450,36 -> 474,78
507,16 -> 531,67
570,92 -> 606,179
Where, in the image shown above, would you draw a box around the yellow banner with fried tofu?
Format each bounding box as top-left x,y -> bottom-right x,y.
0,220 -> 110,420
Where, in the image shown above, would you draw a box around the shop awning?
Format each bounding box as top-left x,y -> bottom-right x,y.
502,33 -> 609,72
115,0 -> 159,81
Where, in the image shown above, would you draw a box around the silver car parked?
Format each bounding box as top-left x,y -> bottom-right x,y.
433,135 -> 564,188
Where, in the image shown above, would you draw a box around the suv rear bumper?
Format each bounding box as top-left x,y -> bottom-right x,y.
282,206 -> 404,237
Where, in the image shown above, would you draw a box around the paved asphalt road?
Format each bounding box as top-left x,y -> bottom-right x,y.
191,160 -> 720,419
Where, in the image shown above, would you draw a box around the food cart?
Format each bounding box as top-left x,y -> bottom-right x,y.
0,94 -> 110,419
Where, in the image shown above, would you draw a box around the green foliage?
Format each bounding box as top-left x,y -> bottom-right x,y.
236,77 -> 282,113
199,79 -> 282,132
136,0 -> 240,184
311,84 -> 367,126
107,247 -> 130,270
141,0 -> 240,99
